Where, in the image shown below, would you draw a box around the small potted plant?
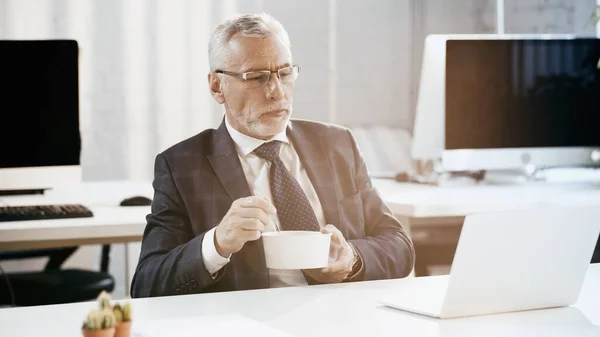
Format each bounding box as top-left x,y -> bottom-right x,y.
97,291 -> 112,310
113,301 -> 132,337
81,308 -> 117,337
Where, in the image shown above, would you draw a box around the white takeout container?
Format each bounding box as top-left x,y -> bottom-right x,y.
261,231 -> 332,269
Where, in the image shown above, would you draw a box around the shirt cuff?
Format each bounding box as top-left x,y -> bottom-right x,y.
201,227 -> 231,277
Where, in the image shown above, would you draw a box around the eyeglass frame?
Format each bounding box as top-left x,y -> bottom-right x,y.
214,64 -> 300,85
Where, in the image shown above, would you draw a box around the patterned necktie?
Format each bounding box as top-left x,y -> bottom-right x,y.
253,141 -> 320,231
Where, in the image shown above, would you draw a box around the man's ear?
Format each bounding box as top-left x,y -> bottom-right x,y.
208,73 -> 225,104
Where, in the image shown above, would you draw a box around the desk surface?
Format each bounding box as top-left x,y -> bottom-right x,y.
1,264 -> 598,337
372,179 -> 600,219
0,181 -> 152,250
2,179 -> 600,249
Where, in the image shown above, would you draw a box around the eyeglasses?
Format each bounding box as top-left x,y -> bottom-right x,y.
215,65 -> 300,87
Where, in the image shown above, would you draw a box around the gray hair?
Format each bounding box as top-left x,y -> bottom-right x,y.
208,13 -> 291,72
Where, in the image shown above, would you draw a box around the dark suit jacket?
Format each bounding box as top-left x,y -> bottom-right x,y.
131,119 -> 415,297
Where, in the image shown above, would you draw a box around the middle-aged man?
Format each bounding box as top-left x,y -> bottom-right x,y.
131,13 -> 415,297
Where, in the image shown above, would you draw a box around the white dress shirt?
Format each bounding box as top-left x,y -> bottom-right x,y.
201,117 -> 327,287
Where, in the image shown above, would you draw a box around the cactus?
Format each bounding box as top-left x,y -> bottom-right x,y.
112,303 -> 124,323
97,291 -> 112,310
85,290 -> 132,331
82,308 -> 117,330
122,302 -> 132,322
112,300 -> 132,323
101,308 -> 117,329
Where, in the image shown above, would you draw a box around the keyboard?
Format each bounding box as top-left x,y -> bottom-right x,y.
0,204 -> 94,222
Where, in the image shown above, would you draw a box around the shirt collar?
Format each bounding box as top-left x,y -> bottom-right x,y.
225,116 -> 289,157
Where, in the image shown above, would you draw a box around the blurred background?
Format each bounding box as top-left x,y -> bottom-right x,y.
0,0 -> 598,299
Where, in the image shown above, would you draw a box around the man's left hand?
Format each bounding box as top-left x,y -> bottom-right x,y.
303,225 -> 356,283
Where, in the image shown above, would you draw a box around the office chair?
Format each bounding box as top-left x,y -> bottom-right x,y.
0,245 -> 114,306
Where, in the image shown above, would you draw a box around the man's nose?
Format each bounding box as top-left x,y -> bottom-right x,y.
266,73 -> 285,100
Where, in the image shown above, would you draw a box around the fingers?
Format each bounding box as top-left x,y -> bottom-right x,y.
237,196 -> 277,214
322,224 -> 345,245
322,225 -> 353,274
237,228 -> 262,241
329,245 -> 340,261
236,207 -> 271,229
227,197 -> 275,234
321,224 -> 340,236
236,217 -> 267,232
217,197 -> 276,256
328,237 -> 342,261
303,230 -> 353,282
322,224 -> 347,261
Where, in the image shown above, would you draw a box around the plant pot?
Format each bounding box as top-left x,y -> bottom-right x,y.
81,327 -> 115,337
114,321 -> 132,337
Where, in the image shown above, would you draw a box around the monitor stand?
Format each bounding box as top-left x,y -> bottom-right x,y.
413,162 -> 540,186
481,165 -> 539,185
408,162 -> 600,186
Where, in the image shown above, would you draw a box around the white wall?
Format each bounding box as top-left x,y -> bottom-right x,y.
2,0 -> 594,183
504,0 -> 597,36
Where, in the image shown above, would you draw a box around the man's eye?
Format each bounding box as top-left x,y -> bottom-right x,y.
280,73 -> 293,82
245,73 -> 269,81
279,68 -> 293,77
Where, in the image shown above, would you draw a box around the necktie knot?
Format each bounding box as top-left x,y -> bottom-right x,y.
253,141 -> 282,162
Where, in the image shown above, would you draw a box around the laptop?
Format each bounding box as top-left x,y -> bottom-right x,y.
380,206 -> 600,319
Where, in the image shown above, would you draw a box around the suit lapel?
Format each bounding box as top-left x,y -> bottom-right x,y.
207,120 -> 252,202
207,119 -> 268,289
288,122 -> 341,228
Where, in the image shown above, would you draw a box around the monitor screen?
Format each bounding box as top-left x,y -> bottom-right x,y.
0,40 -> 80,169
445,38 -> 600,151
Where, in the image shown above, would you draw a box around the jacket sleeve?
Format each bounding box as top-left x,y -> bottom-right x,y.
345,129 -> 416,280
131,154 -> 224,297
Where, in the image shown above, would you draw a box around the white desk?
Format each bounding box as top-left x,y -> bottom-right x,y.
1,179 -> 598,304
0,181 -> 152,251
372,178 -> 600,230
1,264 -> 598,336
373,179 -> 600,272
3,179 -> 599,250
0,181 -> 153,295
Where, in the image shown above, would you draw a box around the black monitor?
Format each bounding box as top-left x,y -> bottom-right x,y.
0,40 -> 81,192
443,38 -> 600,171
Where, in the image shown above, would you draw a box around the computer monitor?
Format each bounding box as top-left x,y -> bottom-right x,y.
0,40 -> 81,193
412,35 -> 600,173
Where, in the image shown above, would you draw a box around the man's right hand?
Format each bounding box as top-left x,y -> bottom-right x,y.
214,196 -> 277,258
